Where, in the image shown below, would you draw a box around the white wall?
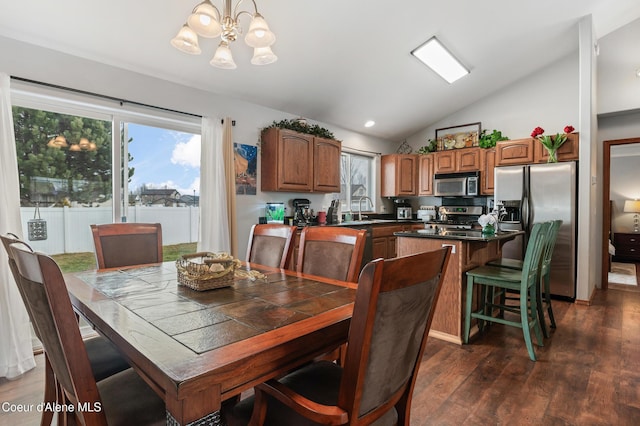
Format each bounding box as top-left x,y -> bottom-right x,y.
0,35 -> 395,260
405,52 -> 579,150
597,17 -> 640,115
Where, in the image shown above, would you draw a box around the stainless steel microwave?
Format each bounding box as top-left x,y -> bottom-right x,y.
433,172 -> 479,197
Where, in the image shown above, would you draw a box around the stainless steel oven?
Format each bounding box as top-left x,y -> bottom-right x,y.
433,172 -> 479,197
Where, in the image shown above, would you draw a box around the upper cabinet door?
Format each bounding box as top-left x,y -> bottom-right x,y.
433,151 -> 456,173
480,148 -> 496,195
457,148 -> 480,171
261,128 -> 314,192
495,138 -> 534,165
313,137 -> 341,192
418,154 -> 434,195
381,154 -> 417,196
278,131 -> 314,191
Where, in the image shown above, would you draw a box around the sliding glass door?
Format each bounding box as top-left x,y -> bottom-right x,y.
11,90 -> 201,271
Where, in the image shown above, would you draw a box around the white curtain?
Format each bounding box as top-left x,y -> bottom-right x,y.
198,117 -> 231,252
0,73 -> 36,379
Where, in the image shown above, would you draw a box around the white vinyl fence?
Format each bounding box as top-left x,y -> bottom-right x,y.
19,206 -> 199,255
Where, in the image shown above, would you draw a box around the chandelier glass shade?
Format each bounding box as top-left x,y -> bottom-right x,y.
47,135 -> 97,151
172,0 -> 276,69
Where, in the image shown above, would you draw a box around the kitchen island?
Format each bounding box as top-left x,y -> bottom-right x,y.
395,229 -> 524,344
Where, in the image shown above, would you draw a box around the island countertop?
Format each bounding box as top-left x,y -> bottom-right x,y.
394,229 -> 524,242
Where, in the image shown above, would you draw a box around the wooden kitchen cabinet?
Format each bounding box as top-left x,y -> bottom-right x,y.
261,128 -> 341,192
495,138 -> 534,165
313,137 -> 342,192
418,154 -> 434,195
433,150 -> 456,173
372,224 -> 423,259
433,148 -> 480,173
381,154 -> 417,197
480,148 -> 496,195
534,132 -> 579,163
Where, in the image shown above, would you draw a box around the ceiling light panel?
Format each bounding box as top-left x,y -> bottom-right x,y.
411,37 -> 469,84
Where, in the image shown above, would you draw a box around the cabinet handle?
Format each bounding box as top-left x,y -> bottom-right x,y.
630,248 -> 636,252
630,238 -> 637,242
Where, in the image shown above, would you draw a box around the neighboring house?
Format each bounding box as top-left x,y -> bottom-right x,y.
140,188 -> 181,206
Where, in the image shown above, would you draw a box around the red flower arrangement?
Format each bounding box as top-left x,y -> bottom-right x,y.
531,125 -> 575,162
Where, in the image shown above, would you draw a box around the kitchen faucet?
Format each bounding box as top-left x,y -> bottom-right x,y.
358,196 -> 373,221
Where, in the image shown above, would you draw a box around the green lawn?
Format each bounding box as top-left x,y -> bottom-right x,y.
52,242 -> 198,273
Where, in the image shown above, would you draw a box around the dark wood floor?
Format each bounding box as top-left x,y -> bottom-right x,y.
1,287 -> 639,425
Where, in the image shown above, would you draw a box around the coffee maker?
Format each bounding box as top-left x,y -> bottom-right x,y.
292,198 -> 313,227
394,199 -> 412,220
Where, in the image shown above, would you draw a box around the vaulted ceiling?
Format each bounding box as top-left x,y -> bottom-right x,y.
1,0 -> 639,142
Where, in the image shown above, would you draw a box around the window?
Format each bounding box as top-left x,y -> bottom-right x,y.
340,152 -> 375,212
11,83 -> 200,271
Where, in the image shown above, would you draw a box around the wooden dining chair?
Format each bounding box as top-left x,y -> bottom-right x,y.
223,247 -> 451,426
90,223 -> 163,270
296,226 -> 367,283
486,219 -> 562,337
464,221 -> 550,361
9,243 -> 166,426
1,233 -> 131,426
246,224 -> 297,269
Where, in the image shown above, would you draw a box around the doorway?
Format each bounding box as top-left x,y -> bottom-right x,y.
602,137 -> 640,290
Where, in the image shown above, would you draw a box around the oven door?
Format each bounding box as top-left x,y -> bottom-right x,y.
434,177 -> 467,196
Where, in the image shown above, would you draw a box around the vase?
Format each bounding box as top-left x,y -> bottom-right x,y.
545,147 -> 558,163
482,224 -> 495,235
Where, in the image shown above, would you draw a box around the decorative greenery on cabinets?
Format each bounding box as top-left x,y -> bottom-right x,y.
417,138 -> 437,154
478,129 -> 509,148
264,119 -> 337,140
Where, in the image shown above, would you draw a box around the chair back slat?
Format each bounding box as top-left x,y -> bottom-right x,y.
521,222 -> 551,285
541,220 -> 562,275
297,227 -> 367,283
10,244 -> 107,425
246,224 -> 296,269
91,223 -> 162,270
339,247 -> 451,423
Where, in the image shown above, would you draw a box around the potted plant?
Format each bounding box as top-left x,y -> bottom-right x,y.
417,138 -> 437,154
478,129 -> 509,148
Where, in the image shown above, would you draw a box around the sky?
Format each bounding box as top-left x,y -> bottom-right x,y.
127,123 -> 201,197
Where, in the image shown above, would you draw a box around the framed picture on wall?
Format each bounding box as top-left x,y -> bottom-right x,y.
435,122 -> 481,150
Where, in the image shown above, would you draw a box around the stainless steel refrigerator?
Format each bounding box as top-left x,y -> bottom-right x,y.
494,162 -> 577,300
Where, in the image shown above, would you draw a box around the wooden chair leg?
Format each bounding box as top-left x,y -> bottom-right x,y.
41,355 -> 56,426
529,283 -> 544,347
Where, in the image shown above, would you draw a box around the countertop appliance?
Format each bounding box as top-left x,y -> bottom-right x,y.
394,199 -> 412,220
434,171 -> 479,197
495,162 -> 577,300
425,205 -> 484,229
292,198 -> 313,227
417,206 -> 437,222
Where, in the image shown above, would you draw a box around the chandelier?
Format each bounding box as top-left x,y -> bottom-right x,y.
171,0 -> 277,69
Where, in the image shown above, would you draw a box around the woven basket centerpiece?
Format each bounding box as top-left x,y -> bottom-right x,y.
176,252 -> 240,291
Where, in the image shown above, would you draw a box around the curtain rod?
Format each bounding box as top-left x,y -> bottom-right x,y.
342,145 -> 381,156
10,76 -> 202,119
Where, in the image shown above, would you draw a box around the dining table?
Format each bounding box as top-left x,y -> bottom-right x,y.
64,260 -> 357,426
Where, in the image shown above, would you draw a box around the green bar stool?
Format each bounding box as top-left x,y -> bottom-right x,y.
487,219 -> 562,337
464,221 -> 550,361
